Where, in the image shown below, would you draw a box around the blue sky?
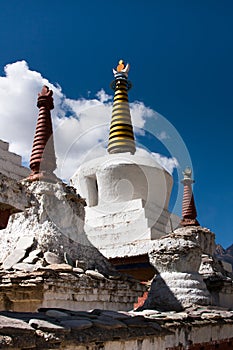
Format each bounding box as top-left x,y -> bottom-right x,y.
0,1 -> 232,248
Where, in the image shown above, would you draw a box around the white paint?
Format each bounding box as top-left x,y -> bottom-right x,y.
71,153 -> 179,259
56,322 -> 233,350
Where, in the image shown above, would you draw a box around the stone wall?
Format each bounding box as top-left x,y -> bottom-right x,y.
0,139 -> 30,229
0,268 -> 146,312
0,173 -> 30,229
0,306 -> 232,349
0,139 -> 29,181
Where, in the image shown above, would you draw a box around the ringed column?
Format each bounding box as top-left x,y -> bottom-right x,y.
27,86 -> 57,182
108,60 -> 136,154
180,167 -> 199,226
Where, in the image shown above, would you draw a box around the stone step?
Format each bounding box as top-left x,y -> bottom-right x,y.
85,199 -> 144,217
86,209 -> 168,236
86,208 -> 146,226
86,227 -> 153,248
100,238 -> 154,259
86,201 -> 171,228
85,216 -> 149,236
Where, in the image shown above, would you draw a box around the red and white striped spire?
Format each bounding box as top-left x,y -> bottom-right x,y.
27,86 -> 57,182
180,167 -> 199,226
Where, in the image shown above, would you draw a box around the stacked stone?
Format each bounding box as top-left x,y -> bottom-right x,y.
0,260 -> 146,312
27,86 -> 57,182
0,306 -> 232,349
108,60 -> 136,155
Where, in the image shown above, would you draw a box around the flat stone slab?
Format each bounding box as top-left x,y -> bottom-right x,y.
15,235 -> 34,251
0,316 -> 34,334
2,249 -> 26,270
61,319 -> 93,330
100,310 -> 129,320
86,270 -> 105,280
29,319 -> 69,333
44,251 -> 62,264
0,307 -> 232,348
93,318 -> 127,329
23,249 -> 41,263
13,262 -> 36,272
45,310 -> 70,318
73,267 -> 84,273
43,263 -> 73,271
123,316 -> 149,327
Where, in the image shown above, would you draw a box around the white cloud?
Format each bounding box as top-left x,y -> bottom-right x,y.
151,153 -> 178,174
96,89 -> 112,103
136,148 -> 178,174
157,131 -> 170,140
0,60 -> 177,182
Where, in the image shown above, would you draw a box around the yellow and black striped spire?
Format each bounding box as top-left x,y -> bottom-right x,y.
107,60 -> 136,154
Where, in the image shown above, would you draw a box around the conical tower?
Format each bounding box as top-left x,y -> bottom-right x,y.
27,86 -> 57,182
180,167 -> 199,226
107,60 -> 136,154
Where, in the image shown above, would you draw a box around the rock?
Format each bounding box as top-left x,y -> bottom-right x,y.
2,249 -> 26,270
147,322 -> 162,331
64,252 -> 74,266
60,319 -> 93,330
75,260 -> 87,269
123,316 -> 148,327
23,249 -> 41,263
45,310 -> 69,318
166,312 -> 188,320
44,263 -> 73,271
131,310 -> 161,317
0,335 -> 13,346
29,319 -> 68,333
44,252 -> 62,265
73,267 -> 84,273
86,270 -> 105,280
93,318 -> 127,329
0,315 -> 34,334
108,274 -> 122,280
13,262 -> 36,272
15,235 -> 34,251
0,181 -> 115,277
69,311 -> 98,319
201,313 -> 222,320
101,310 -> 129,320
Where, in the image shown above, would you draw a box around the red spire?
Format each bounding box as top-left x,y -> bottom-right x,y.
27,86 -> 57,182
180,167 -> 199,226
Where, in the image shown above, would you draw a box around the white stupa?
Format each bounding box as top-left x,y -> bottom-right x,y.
71,60 -> 179,271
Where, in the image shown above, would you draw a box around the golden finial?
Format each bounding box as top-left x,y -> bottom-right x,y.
117,59 -> 125,72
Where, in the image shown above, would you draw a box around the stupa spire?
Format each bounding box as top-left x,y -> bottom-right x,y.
180,167 -> 199,226
107,60 -> 136,154
27,86 -> 57,182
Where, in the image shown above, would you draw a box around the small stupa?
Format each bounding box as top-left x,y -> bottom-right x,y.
180,167 -> 199,226
27,86 -> 57,182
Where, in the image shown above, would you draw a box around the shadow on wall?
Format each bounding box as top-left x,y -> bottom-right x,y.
137,269 -> 184,312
